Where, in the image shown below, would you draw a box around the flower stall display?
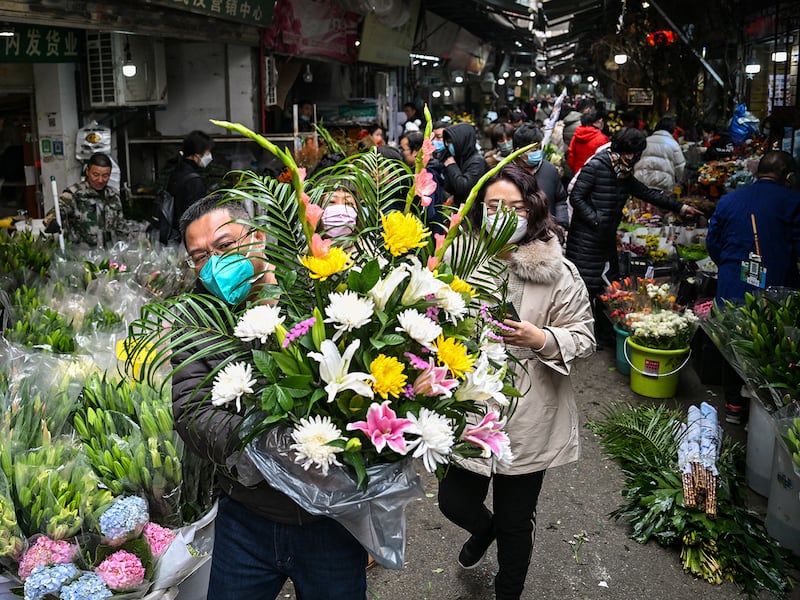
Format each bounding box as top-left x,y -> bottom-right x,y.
0,234 -> 212,598
589,403 -> 796,596
128,116 -> 535,567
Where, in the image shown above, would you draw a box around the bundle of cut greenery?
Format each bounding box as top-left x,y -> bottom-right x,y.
588,404 -> 798,597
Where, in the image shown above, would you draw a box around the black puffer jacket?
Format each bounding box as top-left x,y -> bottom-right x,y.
171,291 -> 319,525
565,151 -> 682,293
167,159 -> 206,222
443,123 -> 487,205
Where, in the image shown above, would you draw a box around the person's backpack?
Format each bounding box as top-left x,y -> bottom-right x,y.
150,189 -> 181,246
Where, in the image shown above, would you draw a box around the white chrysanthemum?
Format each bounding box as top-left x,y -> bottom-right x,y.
211,362 -> 256,412
401,256 -> 446,305
494,434 -> 514,466
396,309 -> 442,347
435,286 -> 467,323
454,356 -> 508,406
369,265 -> 408,311
406,408 -> 455,472
290,415 -> 344,475
324,290 -> 375,340
234,305 -> 285,343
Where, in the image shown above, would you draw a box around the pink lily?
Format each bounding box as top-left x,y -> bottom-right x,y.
347,400 -> 414,455
412,358 -> 458,398
309,233 -> 331,258
415,170 -> 437,207
462,411 -> 510,458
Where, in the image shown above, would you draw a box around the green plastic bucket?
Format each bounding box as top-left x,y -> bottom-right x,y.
613,325 -> 630,376
623,338 -> 691,398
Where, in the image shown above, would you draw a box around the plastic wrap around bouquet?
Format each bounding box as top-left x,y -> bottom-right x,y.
246,427 -> 421,569
128,114 -> 538,569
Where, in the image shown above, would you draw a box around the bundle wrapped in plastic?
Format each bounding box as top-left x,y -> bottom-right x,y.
245,427 -> 423,569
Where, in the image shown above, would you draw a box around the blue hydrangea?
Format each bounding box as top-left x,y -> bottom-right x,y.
23,563 -> 79,600
59,572 -> 113,600
98,496 -> 149,541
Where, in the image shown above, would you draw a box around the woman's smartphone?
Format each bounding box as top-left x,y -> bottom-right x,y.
493,301 -> 521,322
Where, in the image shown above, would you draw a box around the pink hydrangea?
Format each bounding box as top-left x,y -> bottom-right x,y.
143,522 -> 176,558
18,536 -> 77,580
95,550 -> 145,591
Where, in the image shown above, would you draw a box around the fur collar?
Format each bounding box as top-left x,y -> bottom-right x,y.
509,235 -> 563,284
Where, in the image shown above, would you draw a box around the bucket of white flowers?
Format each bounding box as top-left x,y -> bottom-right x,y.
623,309 -> 698,398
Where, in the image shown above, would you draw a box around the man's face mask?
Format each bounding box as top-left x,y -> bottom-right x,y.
432,140 -> 445,152
322,204 -> 357,238
199,233 -> 257,305
199,152 -> 213,168
446,143 -> 456,156
526,150 -> 544,168
497,140 -> 513,156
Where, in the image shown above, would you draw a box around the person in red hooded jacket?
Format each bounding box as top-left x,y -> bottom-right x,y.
567,110 -> 609,173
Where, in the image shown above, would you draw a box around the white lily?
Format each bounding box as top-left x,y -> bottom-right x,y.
454,355 -> 508,406
401,256 -> 447,305
308,339 -> 375,403
369,265 -> 409,311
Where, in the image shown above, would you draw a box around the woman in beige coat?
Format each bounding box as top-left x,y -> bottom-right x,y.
438,165 -> 595,600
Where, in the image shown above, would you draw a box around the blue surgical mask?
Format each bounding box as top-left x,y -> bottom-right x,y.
200,254 -> 255,305
432,140 -> 445,152
497,141 -> 513,155
446,143 -> 456,156
526,150 -> 543,167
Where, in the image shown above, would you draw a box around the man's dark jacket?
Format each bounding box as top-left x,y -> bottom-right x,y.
443,123 -> 487,205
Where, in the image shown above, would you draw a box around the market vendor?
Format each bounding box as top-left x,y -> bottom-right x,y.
172,195 -> 369,599
565,127 -> 703,347
705,150 -> 800,424
44,152 -> 127,247
700,122 -> 735,161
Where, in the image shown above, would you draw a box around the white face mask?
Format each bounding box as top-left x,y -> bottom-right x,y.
198,152 -> 213,168
485,212 -> 528,244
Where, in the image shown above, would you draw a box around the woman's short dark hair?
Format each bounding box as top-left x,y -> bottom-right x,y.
654,117 -> 676,133
182,130 -> 214,157
491,123 -> 515,146
469,164 -> 558,244
611,127 -> 647,154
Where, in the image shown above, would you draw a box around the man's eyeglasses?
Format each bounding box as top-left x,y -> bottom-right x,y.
185,229 -> 253,269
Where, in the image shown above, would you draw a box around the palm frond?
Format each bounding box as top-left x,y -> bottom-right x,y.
587,403 -> 682,470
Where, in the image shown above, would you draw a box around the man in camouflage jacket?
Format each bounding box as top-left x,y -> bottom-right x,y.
46,152 -> 127,247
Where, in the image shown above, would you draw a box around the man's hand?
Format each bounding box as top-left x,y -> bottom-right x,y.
444,156 -> 456,167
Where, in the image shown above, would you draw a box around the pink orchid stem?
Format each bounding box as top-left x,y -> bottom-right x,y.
403,105 -> 435,214
433,143 -> 538,263
211,119 -> 315,246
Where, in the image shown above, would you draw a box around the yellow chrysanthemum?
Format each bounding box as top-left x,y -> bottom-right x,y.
449,276 -> 476,297
382,212 -> 430,256
369,354 -> 408,399
432,335 -> 475,379
299,247 -> 353,280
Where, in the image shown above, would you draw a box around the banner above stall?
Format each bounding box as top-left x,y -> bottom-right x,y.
0,25 -> 84,62
262,0 -> 360,63
148,0 -> 276,26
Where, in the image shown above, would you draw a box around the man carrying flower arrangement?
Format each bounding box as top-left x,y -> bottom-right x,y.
171,195 -> 370,599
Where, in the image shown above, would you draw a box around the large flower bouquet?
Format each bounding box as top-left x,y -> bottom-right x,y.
601,277 -> 679,333
128,116 -> 535,565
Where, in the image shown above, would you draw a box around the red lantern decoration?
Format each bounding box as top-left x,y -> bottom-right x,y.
647,30 -> 676,46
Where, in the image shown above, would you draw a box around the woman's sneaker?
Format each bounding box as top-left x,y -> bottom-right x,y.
724,400 -> 749,425
457,534 -> 494,569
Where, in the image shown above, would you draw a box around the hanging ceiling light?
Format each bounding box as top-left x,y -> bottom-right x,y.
745,63 -> 761,74
771,51 -> 788,62
614,53 -> 628,65
122,40 -> 137,78
303,64 -> 313,83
